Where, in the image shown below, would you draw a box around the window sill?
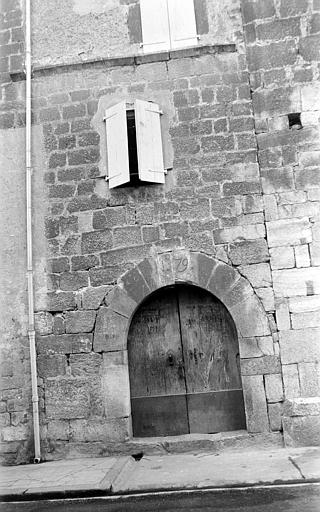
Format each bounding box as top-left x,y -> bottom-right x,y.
10,44 -> 237,82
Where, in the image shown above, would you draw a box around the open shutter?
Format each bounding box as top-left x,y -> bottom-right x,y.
135,99 -> 165,184
167,0 -> 198,49
104,101 -> 130,189
140,0 -> 170,53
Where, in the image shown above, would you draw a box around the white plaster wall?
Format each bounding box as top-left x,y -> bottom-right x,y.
31,0 -> 241,67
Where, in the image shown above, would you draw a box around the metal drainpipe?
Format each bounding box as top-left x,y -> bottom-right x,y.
25,0 -> 41,463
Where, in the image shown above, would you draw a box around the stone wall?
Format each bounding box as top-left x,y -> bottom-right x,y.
242,0 -> 320,445
0,0 -> 319,464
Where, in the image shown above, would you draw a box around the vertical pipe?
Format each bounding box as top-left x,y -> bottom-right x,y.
25,0 -> 41,463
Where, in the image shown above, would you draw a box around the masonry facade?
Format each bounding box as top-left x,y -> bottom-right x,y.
0,0 -> 319,465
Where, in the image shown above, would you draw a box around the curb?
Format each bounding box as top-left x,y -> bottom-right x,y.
1,477 -> 320,503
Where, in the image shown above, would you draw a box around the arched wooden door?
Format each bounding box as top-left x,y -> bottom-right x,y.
128,284 -> 246,437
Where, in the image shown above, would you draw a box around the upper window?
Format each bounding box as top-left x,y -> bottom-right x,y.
104,100 -> 166,189
140,0 -> 198,53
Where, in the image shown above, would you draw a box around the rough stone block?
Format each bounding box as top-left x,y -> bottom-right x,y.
253,87 -> 301,117
296,169 -> 320,190
78,211 -> 93,232
283,416 -> 320,447
121,267 -> 151,305
283,397 -> 320,417
46,292 -> 76,311
65,310 -> 96,334
268,403 -> 282,431
1,426 -> 28,442
289,295 -> 320,313
282,364 -> 300,399
310,242 -> 320,266
71,255 -> 99,271
267,218 -> 312,248
81,230 -> 112,254
46,379 -> 91,419
208,262 -> 240,300
196,253 -> 218,289
241,356 -> 281,375
275,299 -> 290,331
48,257 -> 70,274
270,247 -> 295,270
70,353 -> 102,377
36,334 -> 92,355
279,328 -> 320,364
230,293 -> 271,337
228,239 -> 269,266
292,310 -> 320,330
104,285 -> 137,318
69,417 -> 130,443
47,420 -> 70,441
298,363 -> 320,397
263,195 -> 278,221
222,181 -> 260,197
242,375 -> 269,433
261,168 -> 294,195
301,82 -> 320,111
239,336 -> 274,359
299,151 -> 320,168
256,288 -> 275,312
60,272 -> 89,291
294,245 -> 310,268
265,374 -> 284,402
239,263 -> 271,288
247,40 -> 297,72
53,315 -> 66,335
81,285 -> 111,310
213,224 -> 265,244
273,267 -> 320,297
136,258 -> 159,292
242,0 -> 275,23
93,308 -> 127,352
37,354 -> 66,378
34,312 -> 54,336
113,226 -> 142,247
101,351 -> 130,420
299,34 -> 320,62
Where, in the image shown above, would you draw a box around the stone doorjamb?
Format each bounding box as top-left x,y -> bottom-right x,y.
94,249 -> 276,434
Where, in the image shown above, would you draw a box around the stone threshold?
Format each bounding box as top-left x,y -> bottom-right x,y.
10,43 -> 237,82
104,431 -> 284,457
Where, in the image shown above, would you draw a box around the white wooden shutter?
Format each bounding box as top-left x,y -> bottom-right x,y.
135,99 -> 165,184
140,0 -> 170,52
104,101 -> 130,189
167,0 -> 197,49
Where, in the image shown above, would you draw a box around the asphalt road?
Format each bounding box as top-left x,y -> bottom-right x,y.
1,483 -> 319,512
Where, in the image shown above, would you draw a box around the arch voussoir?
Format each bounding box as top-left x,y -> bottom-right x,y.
93,250 -> 274,435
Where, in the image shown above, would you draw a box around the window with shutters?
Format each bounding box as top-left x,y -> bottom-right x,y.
104,100 -> 166,189
140,0 -> 198,52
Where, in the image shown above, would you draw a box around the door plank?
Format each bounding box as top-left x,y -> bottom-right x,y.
131,395 -> 189,437
128,287 -> 187,398
177,286 -> 242,394
187,390 -> 246,433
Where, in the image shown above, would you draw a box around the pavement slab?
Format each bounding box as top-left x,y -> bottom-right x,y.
289,448 -> 320,480
0,448 -> 319,500
112,449 -> 319,493
0,456 -> 130,497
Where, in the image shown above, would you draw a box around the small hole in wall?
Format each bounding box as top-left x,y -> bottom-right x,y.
288,113 -> 302,130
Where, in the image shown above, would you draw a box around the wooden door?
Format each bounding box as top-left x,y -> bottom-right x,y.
128,285 -> 245,437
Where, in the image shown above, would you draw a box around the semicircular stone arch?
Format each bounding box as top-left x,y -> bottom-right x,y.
94,249 -> 275,434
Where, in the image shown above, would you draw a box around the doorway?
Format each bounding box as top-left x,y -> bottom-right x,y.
128,284 -> 246,437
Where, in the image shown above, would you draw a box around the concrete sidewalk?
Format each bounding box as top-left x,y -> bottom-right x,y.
0,447 -> 319,501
